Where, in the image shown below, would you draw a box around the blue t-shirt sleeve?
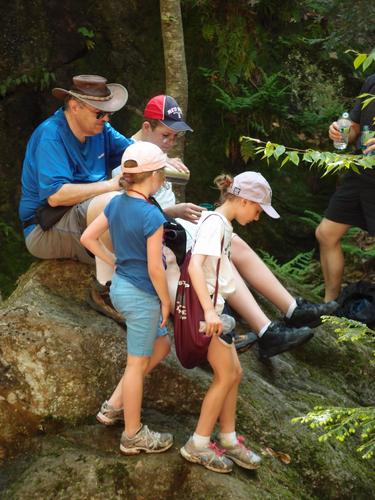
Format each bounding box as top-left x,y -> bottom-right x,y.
105,123 -> 134,171
35,139 -> 75,200
144,206 -> 166,239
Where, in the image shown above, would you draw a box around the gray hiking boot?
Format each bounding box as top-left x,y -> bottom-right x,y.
180,437 -> 233,474
96,400 -> 124,426
120,425 -> 173,455
220,435 -> 261,470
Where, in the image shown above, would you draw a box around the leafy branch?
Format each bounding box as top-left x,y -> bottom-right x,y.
346,49 -> 375,72
240,136 -> 375,175
0,68 -> 55,98
293,317 -> 374,459
292,406 -> 375,460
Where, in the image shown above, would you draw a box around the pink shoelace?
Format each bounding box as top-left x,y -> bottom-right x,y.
208,441 -> 226,457
237,435 -> 246,446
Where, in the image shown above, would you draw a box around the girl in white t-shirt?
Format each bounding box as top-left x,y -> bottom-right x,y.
180,171 -> 280,474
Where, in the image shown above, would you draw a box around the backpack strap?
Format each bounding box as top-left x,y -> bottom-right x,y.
192,213 -> 226,307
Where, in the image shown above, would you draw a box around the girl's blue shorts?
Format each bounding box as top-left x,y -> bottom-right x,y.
110,273 -> 168,356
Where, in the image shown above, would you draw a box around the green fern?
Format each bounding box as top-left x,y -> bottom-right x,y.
258,249 -> 323,298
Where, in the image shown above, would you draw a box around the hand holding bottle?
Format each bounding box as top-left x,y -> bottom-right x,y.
332,112 -> 352,150
361,125 -> 375,156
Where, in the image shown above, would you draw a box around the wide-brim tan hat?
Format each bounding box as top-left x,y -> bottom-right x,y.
52,75 -> 128,112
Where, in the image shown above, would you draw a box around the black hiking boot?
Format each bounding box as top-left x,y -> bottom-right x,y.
87,277 -> 124,325
258,322 -> 313,359
234,331 -> 258,354
285,298 -> 338,328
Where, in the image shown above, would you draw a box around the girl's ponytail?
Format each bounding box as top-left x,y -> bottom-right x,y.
213,174 -> 234,204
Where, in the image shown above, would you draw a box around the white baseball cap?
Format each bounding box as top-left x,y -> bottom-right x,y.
227,171 -> 280,219
121,141 -> 168,173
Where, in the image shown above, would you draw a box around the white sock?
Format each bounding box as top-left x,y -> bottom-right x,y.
192,432 -> 210,449
96,257 -> 114,285
285,299 -> 298,318
258,321 -> 272,337
219,431 -> 237,447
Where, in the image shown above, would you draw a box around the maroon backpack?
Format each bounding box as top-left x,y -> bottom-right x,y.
173,215 -> 224,369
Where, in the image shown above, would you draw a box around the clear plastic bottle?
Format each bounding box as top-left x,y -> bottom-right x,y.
199,313 -> 236,347
333,112 -> 352,150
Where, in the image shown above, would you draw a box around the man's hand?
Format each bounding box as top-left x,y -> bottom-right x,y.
167,157 -> 190,174
328,120 -> 360,146
109,173 -> 122,191
364,137 -> 375,155
172,203 -> 206,223
328,121 -> 342,142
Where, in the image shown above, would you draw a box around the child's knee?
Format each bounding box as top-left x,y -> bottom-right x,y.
234,365 -> 243,385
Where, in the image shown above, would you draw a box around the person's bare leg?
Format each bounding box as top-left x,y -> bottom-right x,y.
122,354 -> 150,436
231,235 -> 294,314
316,218 -> 351,302
226,264 -> 270,332
108,335 -> 171,409
87,192 -> 120,283
195,336 -> 240,437
218,347 -> 242,433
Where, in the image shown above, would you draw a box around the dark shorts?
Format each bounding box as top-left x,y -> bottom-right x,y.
324,173 -> 375,235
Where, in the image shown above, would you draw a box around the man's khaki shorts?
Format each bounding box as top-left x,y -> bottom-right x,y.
25,199 -> 94,264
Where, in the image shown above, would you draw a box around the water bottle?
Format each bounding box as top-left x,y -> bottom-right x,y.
333,112 -> 351,150
199,314 -> 236,347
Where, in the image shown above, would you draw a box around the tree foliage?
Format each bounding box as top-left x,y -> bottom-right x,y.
293,317 -> 375,460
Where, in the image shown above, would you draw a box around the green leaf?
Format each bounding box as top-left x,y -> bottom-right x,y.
274,145 -> 286,159
363,53 -> 375,71
280,156 -> 289,167
289,151 -> 300,165
361,96 -> 375,109
354,53 -> 367,69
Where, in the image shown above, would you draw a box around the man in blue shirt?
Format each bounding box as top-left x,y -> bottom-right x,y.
19,74 -> 132,268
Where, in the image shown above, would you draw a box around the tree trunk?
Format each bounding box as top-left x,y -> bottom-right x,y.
160,0 -> 188,202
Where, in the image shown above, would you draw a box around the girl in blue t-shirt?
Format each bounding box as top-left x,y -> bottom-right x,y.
81,142 -> 173,455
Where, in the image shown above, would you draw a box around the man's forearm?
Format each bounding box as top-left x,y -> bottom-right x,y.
48,179 -> 119,206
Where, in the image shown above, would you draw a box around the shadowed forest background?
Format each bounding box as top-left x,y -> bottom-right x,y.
1,0 -> 375,298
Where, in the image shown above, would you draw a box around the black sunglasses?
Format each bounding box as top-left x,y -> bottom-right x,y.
96,110 -> 115,120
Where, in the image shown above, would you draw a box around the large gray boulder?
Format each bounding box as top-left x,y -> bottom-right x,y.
0,260 -> 374,498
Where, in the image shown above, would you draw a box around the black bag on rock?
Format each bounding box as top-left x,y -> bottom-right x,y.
335,280 -> 375,327
35,204 -> 72,231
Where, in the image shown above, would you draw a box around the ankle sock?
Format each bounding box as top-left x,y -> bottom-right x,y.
192,433 -> 210,449
285,299 -> 298,319
219,431 -> 237,447
258,321 -> 272,337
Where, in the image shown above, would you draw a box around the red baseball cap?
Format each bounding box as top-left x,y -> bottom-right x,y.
143,95 -> 193,132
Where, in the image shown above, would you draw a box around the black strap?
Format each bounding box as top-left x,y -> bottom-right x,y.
22,217 -> 37,229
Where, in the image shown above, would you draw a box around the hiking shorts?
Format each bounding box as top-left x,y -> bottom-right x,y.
25,199 -> 93,264
324,173 -> 375,235
110,273 -> 168,357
